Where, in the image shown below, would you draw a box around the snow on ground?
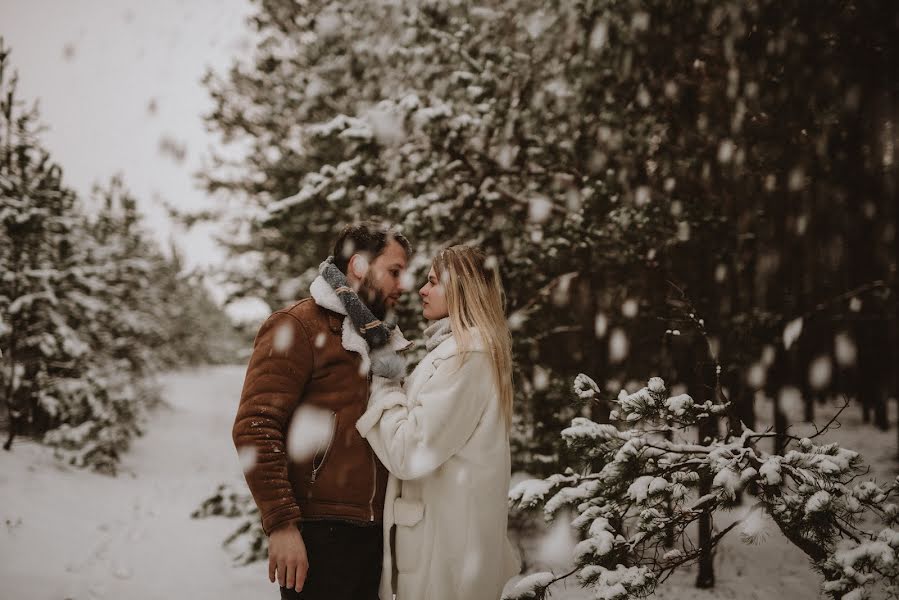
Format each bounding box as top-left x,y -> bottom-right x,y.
1,367 -> 896,600
0,365 -> 272,600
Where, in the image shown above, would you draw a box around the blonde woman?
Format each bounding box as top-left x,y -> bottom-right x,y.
356,245 -> 521,600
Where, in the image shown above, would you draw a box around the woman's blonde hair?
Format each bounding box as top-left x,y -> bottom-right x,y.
432,245 -> 513,428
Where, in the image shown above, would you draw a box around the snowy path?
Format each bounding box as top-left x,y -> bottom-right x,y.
2,367 -> 896,599
1,365 -> 272,600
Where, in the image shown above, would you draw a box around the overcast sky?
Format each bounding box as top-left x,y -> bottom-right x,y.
1,0 -> 256,274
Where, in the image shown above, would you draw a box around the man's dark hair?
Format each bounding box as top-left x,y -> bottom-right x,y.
331,221 -> 412,274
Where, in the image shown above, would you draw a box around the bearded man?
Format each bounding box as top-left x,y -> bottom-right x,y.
233,221 -> 412,599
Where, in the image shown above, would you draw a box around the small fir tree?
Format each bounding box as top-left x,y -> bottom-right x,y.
507,375 -> 899,600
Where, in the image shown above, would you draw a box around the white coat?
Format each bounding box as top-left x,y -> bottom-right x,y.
355,331 -> 521,600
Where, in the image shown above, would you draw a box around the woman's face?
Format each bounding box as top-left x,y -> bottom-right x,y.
419,266 -> 449,321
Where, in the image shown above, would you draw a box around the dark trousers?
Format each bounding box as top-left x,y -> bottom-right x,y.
279,520 -> 383,600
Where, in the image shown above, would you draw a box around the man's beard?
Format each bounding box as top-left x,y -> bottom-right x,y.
358,272 -> 389,321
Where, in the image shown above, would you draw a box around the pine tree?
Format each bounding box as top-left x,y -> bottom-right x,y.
1,41 -> 242,472
1,39 -> 96,451
507,375 -> 899,600
200,0 -> 898,486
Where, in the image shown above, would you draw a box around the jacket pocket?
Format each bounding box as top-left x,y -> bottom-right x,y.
393,497 -> 425,573
309,411 -> 338,484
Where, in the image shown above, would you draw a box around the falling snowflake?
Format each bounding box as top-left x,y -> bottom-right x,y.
533,366 -> 550,391
834,332 -> 857,367
273,322 -> 295,352
808,355 -> 832,390
631,11 -> 651,31
622,299 -> 639,318
589,20 -> 608,51
537,515 -> 577,568
634,186 -> 651,206
715,264 -> 727,282
287,406 -> 336,463
400,270 -> 416,291
783,317 -> 803,350
595,312 -> 608,338
237,446 -> 257,474
528,196 -> 553,223
747,362 -> 766,388
761,344 -> 776,366
314,333 -> 327,349
788,166 -> 805,191
636,86 -> 651,108
609,328 -> 629,363
340,239 -> 356,259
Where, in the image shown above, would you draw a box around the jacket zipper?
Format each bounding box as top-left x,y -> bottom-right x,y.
310,412 -> 337,484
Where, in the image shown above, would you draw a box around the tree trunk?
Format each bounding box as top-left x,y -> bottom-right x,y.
2,336 -> 18,451
774,397 -> 788,456
695,429 -> 716,587
694,360 -> 717,589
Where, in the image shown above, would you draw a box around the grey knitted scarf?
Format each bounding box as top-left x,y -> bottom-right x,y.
319,256 -> 392,349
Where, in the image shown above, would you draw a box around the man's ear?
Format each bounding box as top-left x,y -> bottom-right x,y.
347,253 -> 370,281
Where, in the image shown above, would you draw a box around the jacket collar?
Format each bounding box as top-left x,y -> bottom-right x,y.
310,275 -> 346,315
309,275 -> 412,373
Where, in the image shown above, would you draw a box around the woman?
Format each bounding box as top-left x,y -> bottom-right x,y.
355,245 -> 521,600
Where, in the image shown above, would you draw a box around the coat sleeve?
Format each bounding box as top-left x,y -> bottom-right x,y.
356,351 -> 493,480
232,311 -> 313,535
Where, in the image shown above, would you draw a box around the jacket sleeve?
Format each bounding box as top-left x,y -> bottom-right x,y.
356,352 -> 492,480
233,311 -> 313,535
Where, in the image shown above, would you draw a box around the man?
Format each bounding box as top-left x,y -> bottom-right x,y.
233,221 -> 412,599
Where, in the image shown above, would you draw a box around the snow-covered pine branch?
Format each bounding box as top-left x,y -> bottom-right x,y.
192,483 -> 267,565
507,375 -> 899,600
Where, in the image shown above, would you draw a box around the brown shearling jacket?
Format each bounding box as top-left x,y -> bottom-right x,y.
233,298 -> 390,535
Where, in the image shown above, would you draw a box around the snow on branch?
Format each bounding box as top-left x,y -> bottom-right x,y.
506,375 -> 899,600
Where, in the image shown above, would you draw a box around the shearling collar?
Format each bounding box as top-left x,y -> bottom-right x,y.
310,275 -> 412,373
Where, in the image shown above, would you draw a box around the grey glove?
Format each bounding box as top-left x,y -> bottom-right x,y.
370,347 -> 406,380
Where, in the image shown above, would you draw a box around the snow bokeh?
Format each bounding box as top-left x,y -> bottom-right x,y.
272,321 -> 295,352
536,514 -> 578,569
609,328 -> 629,363
286,405 -> 336,463
237,445 -> 257,474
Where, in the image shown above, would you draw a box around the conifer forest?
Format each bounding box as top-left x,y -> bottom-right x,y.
2,1 -> 898,599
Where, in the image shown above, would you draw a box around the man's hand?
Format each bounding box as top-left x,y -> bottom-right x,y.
268,523 -> 309,592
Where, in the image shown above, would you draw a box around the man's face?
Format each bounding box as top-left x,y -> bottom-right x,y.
355,239 -> 409,321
